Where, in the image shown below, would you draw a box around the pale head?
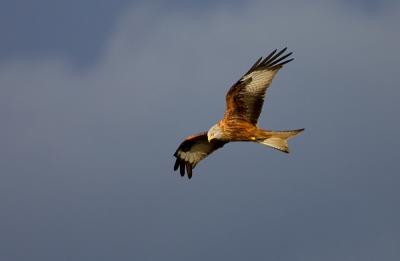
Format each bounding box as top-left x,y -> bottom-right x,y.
207,123 -> 223,142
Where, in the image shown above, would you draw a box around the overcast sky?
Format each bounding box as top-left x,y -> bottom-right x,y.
1,1 -> 399,260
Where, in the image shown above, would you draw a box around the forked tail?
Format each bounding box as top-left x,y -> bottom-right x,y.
257,128 -> 304,153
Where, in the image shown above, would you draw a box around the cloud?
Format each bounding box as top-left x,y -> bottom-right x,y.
1,1 -> 399,260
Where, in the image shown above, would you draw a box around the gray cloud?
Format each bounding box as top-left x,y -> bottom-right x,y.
1,1 -> 399,260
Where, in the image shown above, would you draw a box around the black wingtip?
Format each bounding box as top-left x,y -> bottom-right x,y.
186,164 -> 193,179
245,56 -> 263,75
249,48 -> 294,72
260,49 -> 277,66
268,52 -> 292,67
173,158 -> 180,171
179,163 -> 185,176
265,48 -> 288,67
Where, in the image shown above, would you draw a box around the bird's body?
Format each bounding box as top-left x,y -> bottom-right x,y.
216,119 -> 257,141
173,48 -> 304,179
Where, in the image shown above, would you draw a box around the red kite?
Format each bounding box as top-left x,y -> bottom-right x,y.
173,48 -> 304,179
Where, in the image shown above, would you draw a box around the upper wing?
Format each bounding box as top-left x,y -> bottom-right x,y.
224,48 -> 293,124
173,132 -> 226,179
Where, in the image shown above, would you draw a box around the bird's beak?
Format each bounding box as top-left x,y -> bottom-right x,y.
207,134 -> 212,143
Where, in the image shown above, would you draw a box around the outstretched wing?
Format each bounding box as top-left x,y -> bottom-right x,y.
173,132 -> 226,179
224,48 -> 293,124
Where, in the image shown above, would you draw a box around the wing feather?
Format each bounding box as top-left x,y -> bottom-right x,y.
224,48 -> 293,124
173,132 -> 225,179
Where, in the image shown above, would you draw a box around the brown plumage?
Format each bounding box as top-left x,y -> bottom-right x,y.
173,48 -> 304,179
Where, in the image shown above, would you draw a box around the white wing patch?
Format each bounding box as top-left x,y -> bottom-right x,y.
177,142 -> 211,166
242,69 -> 278,94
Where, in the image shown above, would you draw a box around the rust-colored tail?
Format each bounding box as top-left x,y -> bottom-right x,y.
257,128 -> 304,153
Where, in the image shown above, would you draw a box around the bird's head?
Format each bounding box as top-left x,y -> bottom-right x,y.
207,123 -> 223,142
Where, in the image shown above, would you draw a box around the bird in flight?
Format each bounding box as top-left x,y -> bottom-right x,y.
173,48 -> 304,179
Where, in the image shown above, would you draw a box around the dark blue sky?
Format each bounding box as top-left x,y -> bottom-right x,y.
1,1 -> 399,260
0,0 -> 394,66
